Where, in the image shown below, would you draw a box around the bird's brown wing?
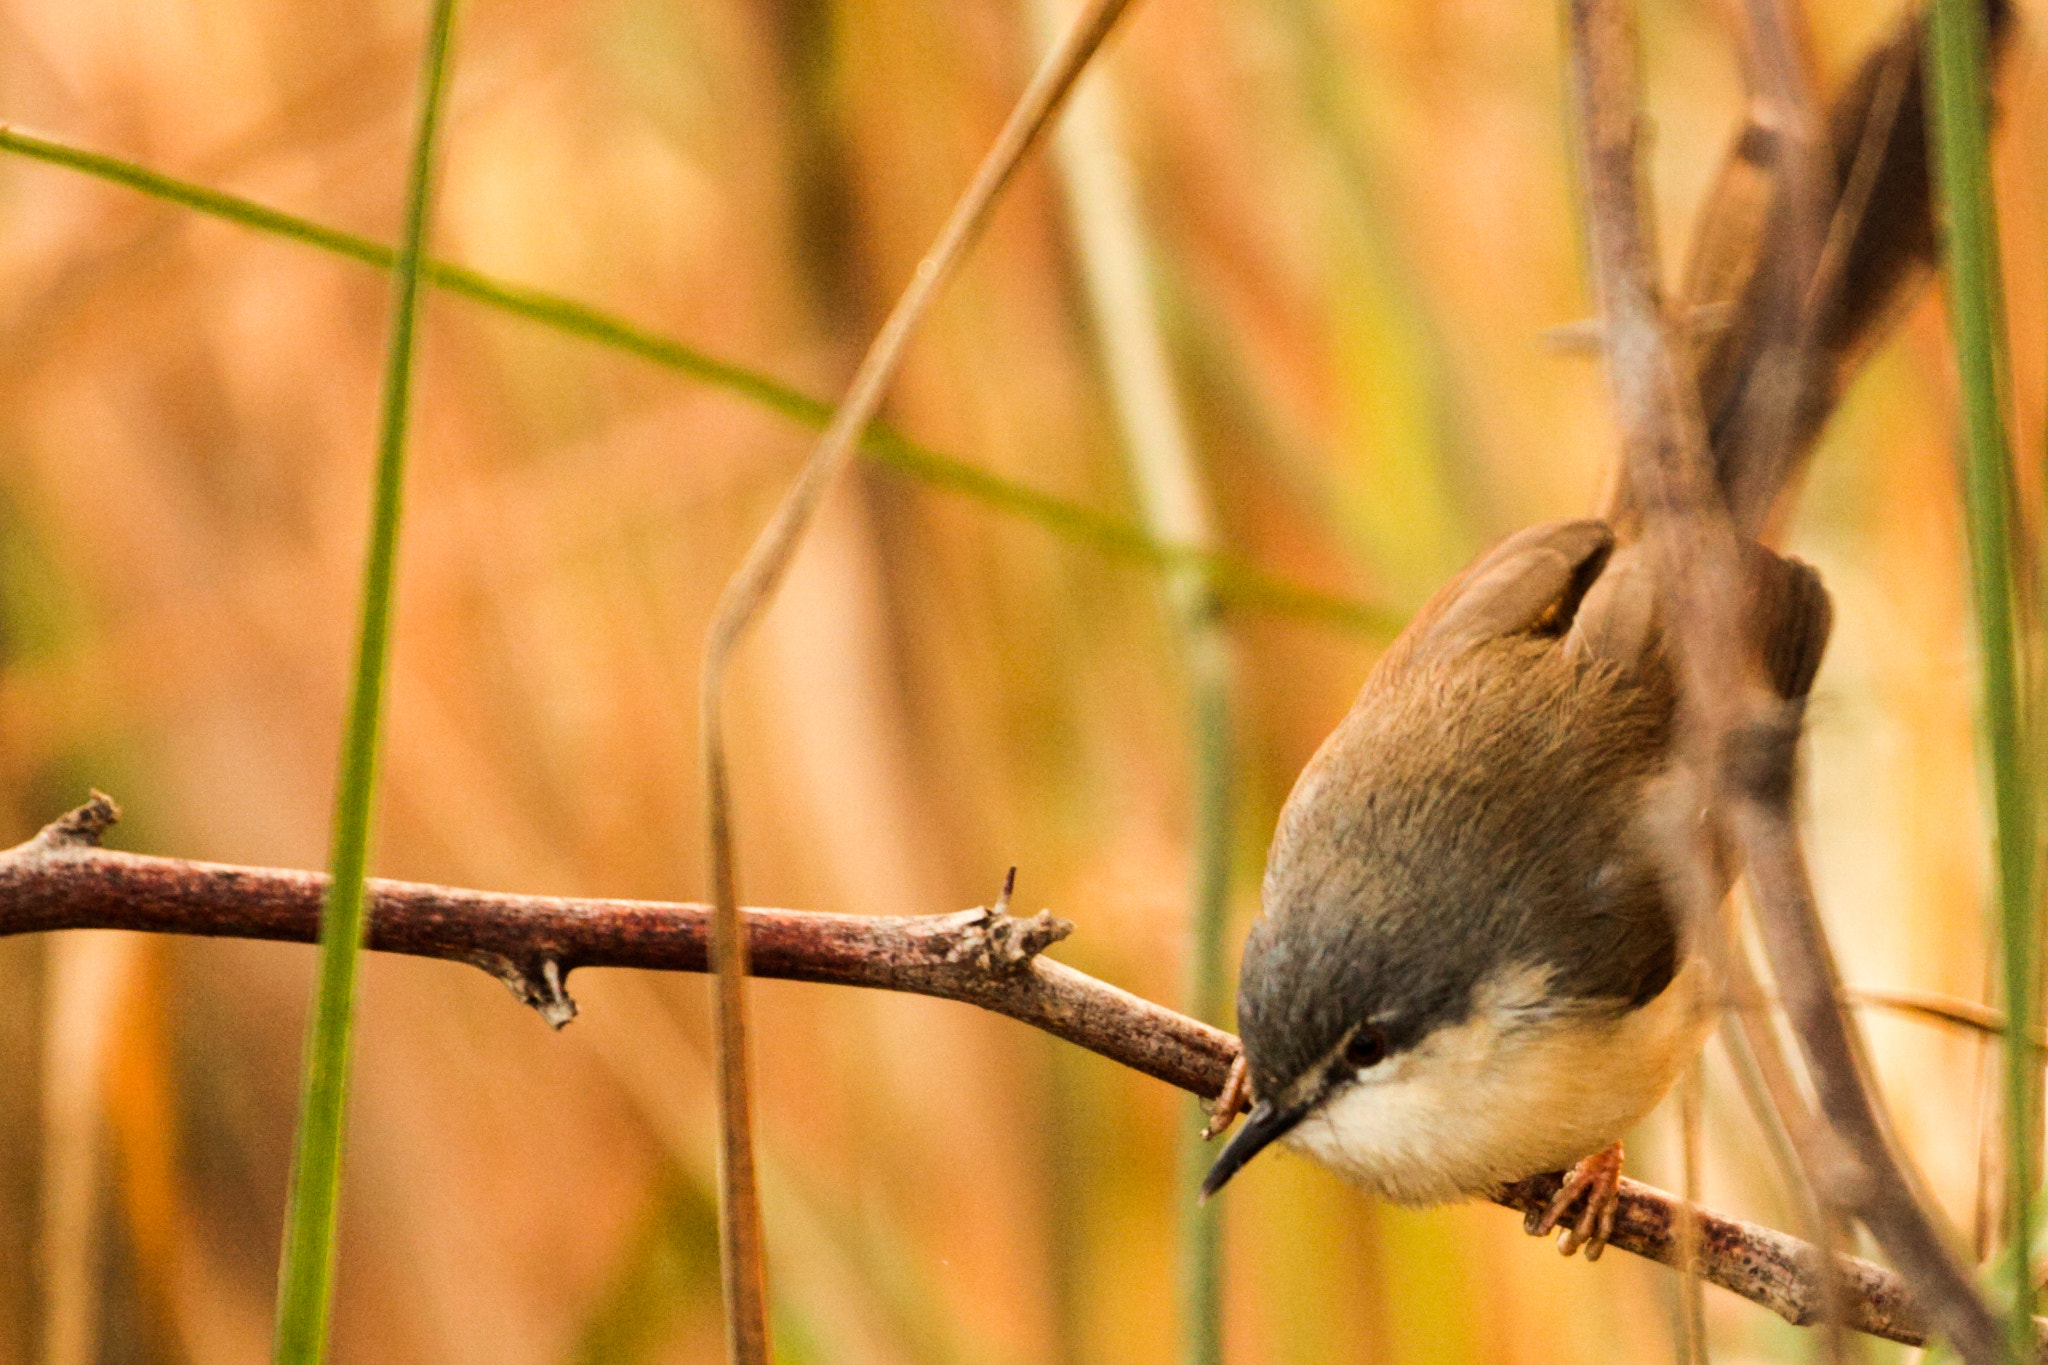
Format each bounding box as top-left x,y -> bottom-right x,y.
1401,519 -> 1614,664
1564,537 -> 1829,703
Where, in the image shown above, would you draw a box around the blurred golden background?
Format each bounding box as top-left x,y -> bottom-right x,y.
1,0 -> 2045,1360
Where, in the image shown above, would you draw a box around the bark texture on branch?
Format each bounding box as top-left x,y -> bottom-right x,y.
0,796 -> 1234,1090
1501,1171 -> 1926,1344
9,795 -> 2043,1352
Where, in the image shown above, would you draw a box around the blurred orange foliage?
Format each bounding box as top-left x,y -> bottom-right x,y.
0,0 -> 2044,1360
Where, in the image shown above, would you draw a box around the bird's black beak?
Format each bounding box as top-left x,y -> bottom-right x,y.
1199,1099 -> 1306,1201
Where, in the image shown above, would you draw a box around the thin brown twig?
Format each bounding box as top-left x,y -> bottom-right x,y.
1675,10 -> 1851,1351
1719,0 -> 1827,530
5,794 -> 2045,1355
693,1 -> 1140,1357
1721,939 -> 1859,1363
1565,0 -> 2008,1360
1677,1061 -> 1707,1365
1849,986 -> 2029,1045
1737,805 -> 2007,1360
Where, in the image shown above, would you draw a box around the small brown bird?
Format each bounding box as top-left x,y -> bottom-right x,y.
1199,0 -> 2009,1257
1201,519 -> 1825,1252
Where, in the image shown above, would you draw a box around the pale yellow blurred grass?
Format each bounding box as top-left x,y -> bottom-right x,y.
0,0 -> 2042,1362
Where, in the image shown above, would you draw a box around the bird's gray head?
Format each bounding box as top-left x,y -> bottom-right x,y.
1200,637 -> 1676,1200
1198,846 -> 1491,1199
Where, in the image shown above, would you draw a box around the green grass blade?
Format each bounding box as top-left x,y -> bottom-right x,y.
0,127 -> 1394,639
1925,0 -> 2037,1350
268,2 -> 458,1360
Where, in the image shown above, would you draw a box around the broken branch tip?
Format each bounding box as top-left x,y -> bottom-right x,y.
34,791 -> 122,851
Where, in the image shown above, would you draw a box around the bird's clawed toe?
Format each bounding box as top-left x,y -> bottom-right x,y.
1203,1054 -> 1252,1141
1527,1142 -> 1624,1260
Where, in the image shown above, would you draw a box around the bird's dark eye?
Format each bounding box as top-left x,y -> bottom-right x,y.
1344,1026 -> 1388,1070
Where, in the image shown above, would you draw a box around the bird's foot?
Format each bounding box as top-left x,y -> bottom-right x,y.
1526,1142 -> 1624,1260
1202,1053 -> 1251,1140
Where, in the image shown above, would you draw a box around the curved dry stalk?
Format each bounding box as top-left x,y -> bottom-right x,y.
1565,0 -> 2007,1360
6,795 -> 2045,1354
693,2 -> 1141,1356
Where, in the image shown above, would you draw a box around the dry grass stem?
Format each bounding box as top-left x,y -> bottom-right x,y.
694,0 -> 1140,1354
1566,0 -> 2007,1358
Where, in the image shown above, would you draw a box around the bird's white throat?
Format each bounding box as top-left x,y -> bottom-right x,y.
1282,957 -> 1713,1205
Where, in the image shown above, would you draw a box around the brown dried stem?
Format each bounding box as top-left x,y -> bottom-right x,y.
694,1 -> 1140,1356
1566,0 -> 2008,1360
6,794 -> 2044,1354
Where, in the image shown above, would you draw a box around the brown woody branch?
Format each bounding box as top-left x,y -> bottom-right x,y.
2,796 -> 1233,1091
3,794 -> 2032,1352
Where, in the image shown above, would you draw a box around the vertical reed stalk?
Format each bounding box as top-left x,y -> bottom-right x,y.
270,2 -> 459,1359
1031,18 -> 1234,1360
1926,0 -> 2036,1350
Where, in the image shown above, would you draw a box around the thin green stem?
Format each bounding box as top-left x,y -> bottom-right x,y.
269,2 -> 458,1360
0,126 -> 1392,639
1178,638 -> 1232,1365
1926,0 -> 2037,1352
1032,16 -> 1234,1360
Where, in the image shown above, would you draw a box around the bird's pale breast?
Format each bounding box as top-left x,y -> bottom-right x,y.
1282,956 -> 1715,1205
